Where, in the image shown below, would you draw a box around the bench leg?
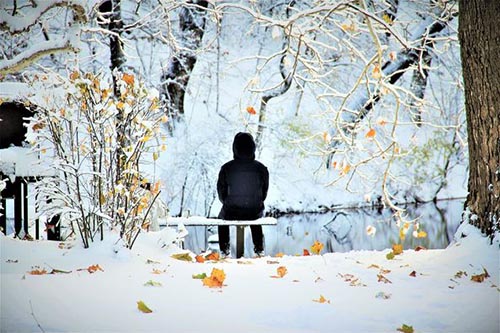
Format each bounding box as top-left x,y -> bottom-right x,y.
0,198 -> 6,234
236,226 -> 245,258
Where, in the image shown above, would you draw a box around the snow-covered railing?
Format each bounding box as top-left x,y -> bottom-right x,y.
161,216 -> 278,258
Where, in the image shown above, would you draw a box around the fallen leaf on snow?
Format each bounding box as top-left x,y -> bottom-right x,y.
409,270 -> 417,277
137,300 -> 153,313
192,273 -> 208,279
270,266 -> 288,279
311,241 -> 324,255
313,295 -> 330,304
28,267 -> 48,275
397,324 -> 414,333
377,274 -> 392,284
144,280 -> 162,287
171,253 -> 193,262
202,268 -> 226,288
471,268 -> 490,283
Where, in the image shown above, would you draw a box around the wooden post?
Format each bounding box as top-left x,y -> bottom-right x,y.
0,197 -> 6,234
14,178 -> 22,237
236,225 -> 245,258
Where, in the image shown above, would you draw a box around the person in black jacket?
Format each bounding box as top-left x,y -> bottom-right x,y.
217,132 -> 269,257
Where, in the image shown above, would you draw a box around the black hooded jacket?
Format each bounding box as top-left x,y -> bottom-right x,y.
217,132 -> 269,220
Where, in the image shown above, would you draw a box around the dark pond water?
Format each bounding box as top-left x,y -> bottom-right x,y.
183,199 -> 465,257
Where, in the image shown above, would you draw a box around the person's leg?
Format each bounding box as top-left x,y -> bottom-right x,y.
218,225 -> 230,255
250,225 -> 264,254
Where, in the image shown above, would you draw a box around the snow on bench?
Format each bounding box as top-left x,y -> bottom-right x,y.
163,216 -> 277,227
161,216 -> 278,258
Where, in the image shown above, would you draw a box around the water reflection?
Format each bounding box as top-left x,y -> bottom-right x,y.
182,199 -> 464,257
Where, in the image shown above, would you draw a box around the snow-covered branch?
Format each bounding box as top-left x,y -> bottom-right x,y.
0,0 -> 86,33
0,38 -> 76,75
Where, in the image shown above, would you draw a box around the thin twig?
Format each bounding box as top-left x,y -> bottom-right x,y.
29,300 -> 45,333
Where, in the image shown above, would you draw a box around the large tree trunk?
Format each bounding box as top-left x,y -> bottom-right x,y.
161,0 -> 208,126
458,0 -> 500,236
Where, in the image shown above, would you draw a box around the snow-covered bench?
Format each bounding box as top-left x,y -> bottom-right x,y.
163,216 -> 278,258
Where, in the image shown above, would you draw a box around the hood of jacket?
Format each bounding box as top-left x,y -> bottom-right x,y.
232,132 -> 256,160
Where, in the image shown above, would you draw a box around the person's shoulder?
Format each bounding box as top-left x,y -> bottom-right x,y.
254,160 -> 268,170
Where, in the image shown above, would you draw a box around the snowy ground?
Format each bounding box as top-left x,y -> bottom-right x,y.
1,223 -> 498,333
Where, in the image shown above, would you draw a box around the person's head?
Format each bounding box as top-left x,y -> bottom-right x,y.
232,132 -> 256,160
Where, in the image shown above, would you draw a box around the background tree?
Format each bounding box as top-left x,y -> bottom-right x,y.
458,0 -> 500,236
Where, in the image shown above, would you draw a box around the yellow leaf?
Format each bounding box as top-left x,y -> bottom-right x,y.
137,300 -> 153,313
313,295 -> 330,304
202,268 -> 226,288
382,13 -> 394,25
275,252 -> 285,258
341,164 -> 351,175
392,244 -> 403,255
399,228 -> 406,241
171,253 -> 193,262
310,240 -> 324,255
417,231 -> 427,238
28,267 -> 48,275
153,152 -> 159,161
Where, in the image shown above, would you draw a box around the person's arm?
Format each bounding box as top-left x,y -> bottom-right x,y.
262,166 -> 269,201
217,167 -> 227,203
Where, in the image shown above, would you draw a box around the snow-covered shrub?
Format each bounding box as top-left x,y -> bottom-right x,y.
31,72 -> 167,248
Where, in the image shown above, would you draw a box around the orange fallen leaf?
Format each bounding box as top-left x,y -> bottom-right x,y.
87,264 -> 104,274
205,252 -> 220,261
311,240 -> 324,255
303,249 -> 310,256
271,266 -> 288,279
202,268 -> 226,288
313,295 -> 330,304
275,252 -> 285,258
409,270 -> 417,277
28,268 -> 48,275
195,255 -> 206,263
246,106 -> 257,115
414,246 -> 427,251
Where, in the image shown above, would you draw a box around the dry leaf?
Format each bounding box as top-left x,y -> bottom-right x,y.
366,128 -> 376,138
28,267 -> 47,275
87,264 -> 104,274
471,268 -> 490,283
392,244 -> 403,255
246,106 -> 257,115
313,295 -> 330,304
377,274 -> 392,284
151,268 -> 165,274
137,300 -> 153,313
414,246 -> 427,251
271,266 -> 288,279
372,65 -> 382,79
311,241 -> 324,255
171,253 -> 193,262
202,268 -> 226,288
409,270 -> 417,277
205,252 -> 220,261
397,324 -> 414,333
275,252 -> 285,258
195,255 -> 206,263
303,249 -> 310,256
122,73 -> 135,86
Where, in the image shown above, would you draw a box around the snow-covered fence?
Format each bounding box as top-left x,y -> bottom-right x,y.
162,216 -> 278,258
0,102 -> 57,239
